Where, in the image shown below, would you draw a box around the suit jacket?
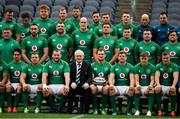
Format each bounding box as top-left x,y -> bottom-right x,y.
69,61 -> 92,86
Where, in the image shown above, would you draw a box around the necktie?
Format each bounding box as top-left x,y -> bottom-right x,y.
76,63 -> 81,84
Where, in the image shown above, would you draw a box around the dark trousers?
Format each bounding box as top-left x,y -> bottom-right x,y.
68,86 -> 91,113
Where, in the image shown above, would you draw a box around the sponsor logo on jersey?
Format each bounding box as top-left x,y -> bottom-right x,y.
14,70 -> 20,76
170,51 -> 176,56
21,33 -> 25,38
53,70 -> 59,76
32,46 -> 37,51
80,40 -> 85,45
98,72 -> 104,77
41,28 -> 46,33
104,45 -> 109,50
163,73 -> 168,79
32,73 -> 37,79
124,47 -> 129,53
141,74 -> 147,79
119,73 -> 125,78
57,44 -> 62,49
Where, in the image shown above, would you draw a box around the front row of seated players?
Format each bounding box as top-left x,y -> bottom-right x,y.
0,49 -> 179,116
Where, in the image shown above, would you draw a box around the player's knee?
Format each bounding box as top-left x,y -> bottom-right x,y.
135,87 -> 141,94
6,85 -> 13,92
148,88 -> 154,94
155,87 -> 162,94
109,86 -> 116,96
102,86 -> 109,95
90,85 -> 97,94
168,88 -> 176,96
0,86 -> 5,92
127,87 -> 135,96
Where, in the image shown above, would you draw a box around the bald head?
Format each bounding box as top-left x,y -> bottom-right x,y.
141,14 -> 149,26
80,17 -> 88,31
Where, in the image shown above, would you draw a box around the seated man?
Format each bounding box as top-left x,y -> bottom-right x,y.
20,53 -> 43,113
91,48 -> 111,114
134,52 -> 155,116
6,49 -> 26,112
42,50 -> 70,113
68,50 -> 92,114
108,51 -> 135,115
155,52 -> 179,116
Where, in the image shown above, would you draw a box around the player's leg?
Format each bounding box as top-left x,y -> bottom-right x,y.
90,84 -> 98,114
126,86 -> 134,115
34,84 -> 43,113
134,86 -> 141,115
101,85 -> 109,114
145,86 -> 154,116
6,83 -> 14,112
13,84 -> 22,112
155,85 -> 162,116
0,83 -> 5,113
168,87 -> 176,116
109,85 -> 118,115
57,85 -> 68,112
22,84 -> 30,113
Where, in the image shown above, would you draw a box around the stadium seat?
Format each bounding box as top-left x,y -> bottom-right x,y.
85,1 -> 100,9
69,0 -> 84,8
83,6 -> 98,13
52,5 -> 64,12
54,0 -> 68,8
23,0 -> 37,8
38,0 -> 53,9
50,17 -> 59,22
67,12 -> 73,18
0,5 -> 3,13
50,11 -> 59,18
6,0 -> 21,7
99,7 -> 115,16
5,5 -> 19,18
102,0 -> 117,4
0,0 -> 5,7
20,5 -> 35,16
101,1 -> 116,10
82,11 -> 93,19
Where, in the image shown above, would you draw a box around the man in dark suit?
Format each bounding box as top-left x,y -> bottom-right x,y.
68,49 -> 92,114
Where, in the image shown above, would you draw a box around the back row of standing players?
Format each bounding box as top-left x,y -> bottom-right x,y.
0,4 -> 180,66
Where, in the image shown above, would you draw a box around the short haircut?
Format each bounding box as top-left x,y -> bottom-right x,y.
13,48 -> 21,54
31,52 -> 39,57
162,51 -> 169,56
140,52 -> 148,57
119,50 -> 126,55
122,11 -> 130,15
168,29 -> 177,37
96,48 -> 105,54
102,12 -> 110,16
4,8 -> 13,14
3,28 -> 12,32
53,49 -> 61,54
160,11 -> 168,17
39,4 -> 50,11
124,26 -> 131,30
73,6 -> 81,10
102,23 -> 111,28
59,7 -> 67,12
30,23 -> 39,29
92,11 -> 99,15
21,12 -> 30,19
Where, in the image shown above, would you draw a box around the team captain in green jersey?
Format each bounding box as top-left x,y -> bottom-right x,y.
20,53 -> 43,113
0,55 -> 8,113
134,52 -> 156,116
42,50 -> 70,112
21,23 -> 48,64
108,51 -> 135,115
155,52 -> 179,116
71,17 -> 96,63
6,49 -> 26,113
134,29 -> 161,64
117,27 -> 137,65
93,23 -> 119,64
91,48 -> 111,114
48,23 -> 73,62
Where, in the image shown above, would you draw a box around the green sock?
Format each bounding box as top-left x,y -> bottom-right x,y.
36,91 -> 42,108
148,94 -> 154,111
59,95 -> 67,110
7,92 -> 12,108
134,94 -> 140,111
14,93 -> 20,107
46,95 -> 55,108
102,95 -> 108,111
155,93 -> 162,111
127,96 -> 133,113
109,95 -> 116,113
170,95 -> 176,111
22,91 -> 28,108
92,94 -> 97,111
0,92 -> 5,108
